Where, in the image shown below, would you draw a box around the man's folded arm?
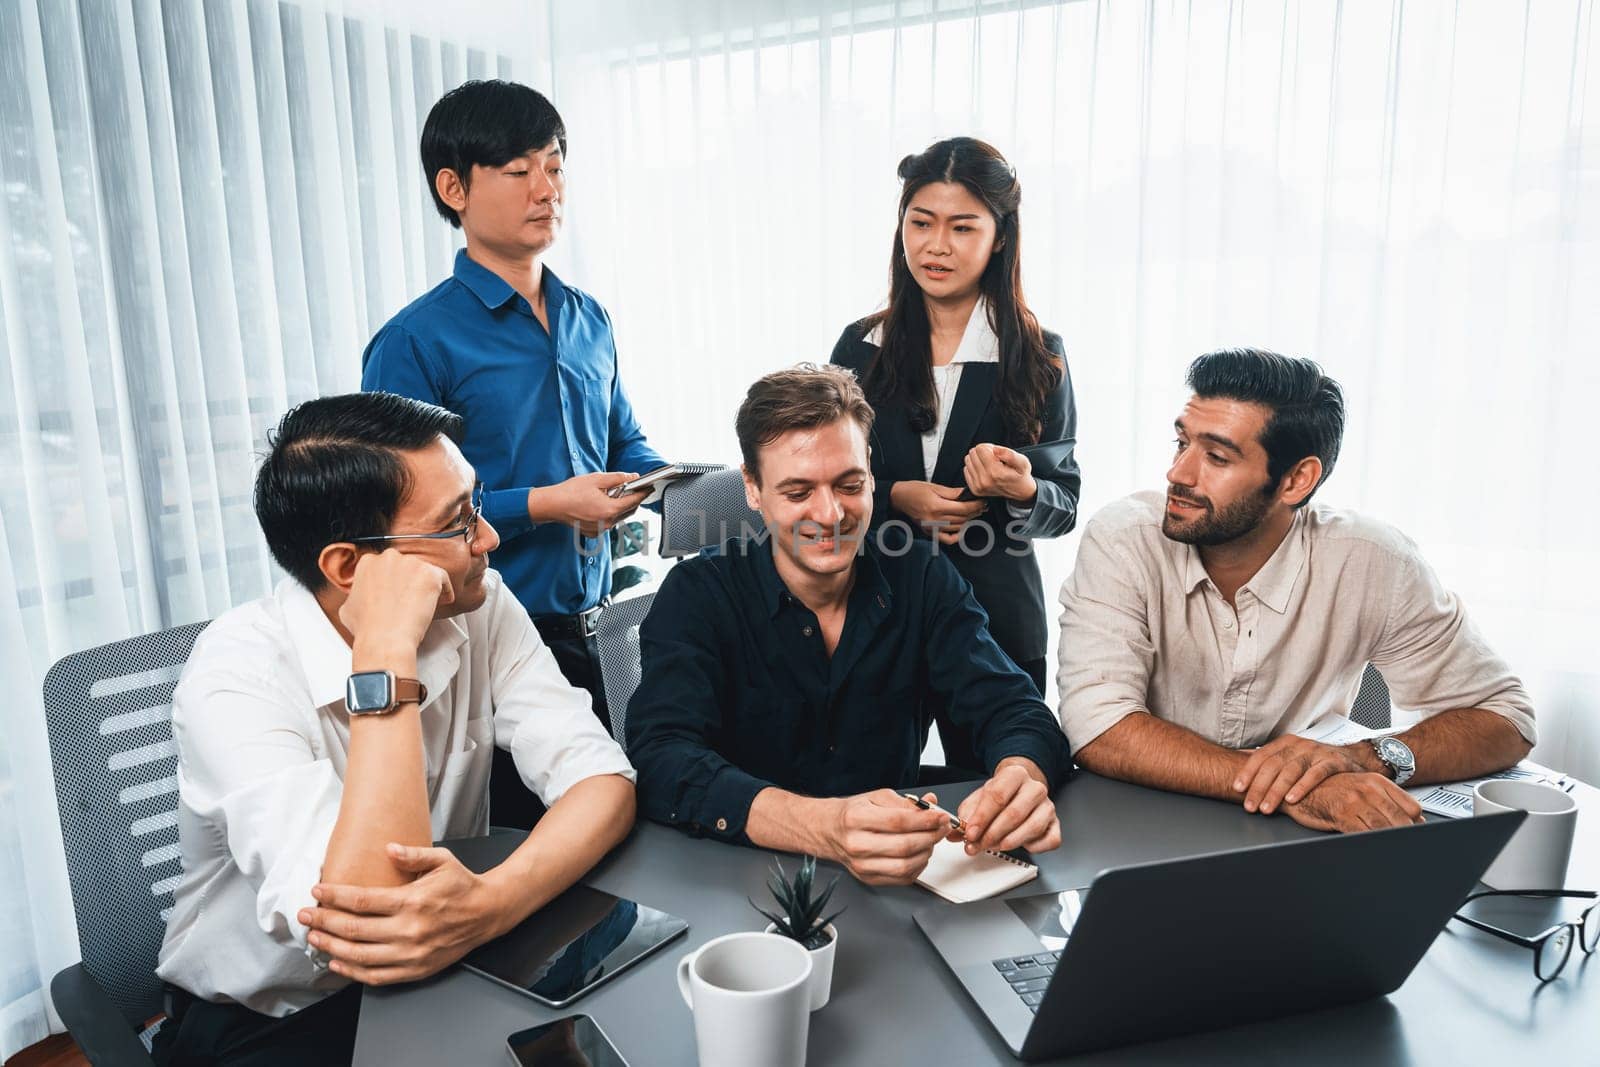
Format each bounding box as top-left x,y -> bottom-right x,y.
172,670 -> 349,957
1056,519 -> 1250,799
1363,549 -> 1535,784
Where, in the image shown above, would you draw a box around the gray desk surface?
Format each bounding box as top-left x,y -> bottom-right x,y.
356,773 -> 1600,1065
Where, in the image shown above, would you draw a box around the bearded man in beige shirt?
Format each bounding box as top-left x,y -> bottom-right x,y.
1058,348 -> 1534,833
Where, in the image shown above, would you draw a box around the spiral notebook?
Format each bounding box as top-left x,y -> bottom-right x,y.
915,838 -> 1039,904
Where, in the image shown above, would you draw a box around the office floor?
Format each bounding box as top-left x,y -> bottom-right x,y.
6,1035 -> 87,1067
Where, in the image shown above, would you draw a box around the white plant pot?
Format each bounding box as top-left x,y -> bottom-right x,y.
764,922 -> 837,1010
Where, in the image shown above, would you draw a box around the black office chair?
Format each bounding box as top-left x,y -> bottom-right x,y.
1351,663 -> 1393,730
41,622 -> 212,1066
592,590 -> 657,741
658,467 -> 764,557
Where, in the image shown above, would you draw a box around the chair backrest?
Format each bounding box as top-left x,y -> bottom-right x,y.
1350,663 -> 1392,729
40,622 -> 209,1026
594,592 -> 657,740
658,467 -> 764,557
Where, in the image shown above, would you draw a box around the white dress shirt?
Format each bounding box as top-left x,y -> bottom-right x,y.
155,570 -> 635,1017
1057,491 -> 1536,755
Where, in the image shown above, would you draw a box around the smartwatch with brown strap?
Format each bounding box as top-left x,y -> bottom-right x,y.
345,670 -> 428,716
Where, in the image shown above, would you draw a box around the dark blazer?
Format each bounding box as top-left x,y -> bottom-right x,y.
830,317 -> 1081,665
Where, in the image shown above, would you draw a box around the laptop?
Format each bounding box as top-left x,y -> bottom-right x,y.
914,811 -> 1525,1060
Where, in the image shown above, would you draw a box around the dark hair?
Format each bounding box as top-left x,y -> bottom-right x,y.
861,137 -> 1061,446
254,393 -> 465,590
1186,348 -> 1345,507
736,364 -> 876,483
421,80 -> 567,228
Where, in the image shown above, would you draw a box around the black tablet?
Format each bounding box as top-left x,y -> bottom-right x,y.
462,884 -> 688,1008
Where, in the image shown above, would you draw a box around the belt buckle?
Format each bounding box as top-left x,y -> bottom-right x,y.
579,603 -> 605,637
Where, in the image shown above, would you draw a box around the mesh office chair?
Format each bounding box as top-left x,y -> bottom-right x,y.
1350,663 -> 1393,730
592,591 -> 657,741
658,467 -> 764,557
41,621 -> 211,1066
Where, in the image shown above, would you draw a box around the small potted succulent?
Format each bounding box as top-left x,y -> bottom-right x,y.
750,855 -> 844,1010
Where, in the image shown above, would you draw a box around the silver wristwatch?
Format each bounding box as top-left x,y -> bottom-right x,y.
1369,736 -> 1416,787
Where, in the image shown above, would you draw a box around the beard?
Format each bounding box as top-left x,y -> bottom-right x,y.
1162,480 -> 1276,546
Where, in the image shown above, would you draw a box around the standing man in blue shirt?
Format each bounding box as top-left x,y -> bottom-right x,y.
363,81 -> 665,795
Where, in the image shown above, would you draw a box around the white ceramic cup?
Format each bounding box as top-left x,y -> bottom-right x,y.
676,932 -> 813,1067
1473,780 -> 1579,890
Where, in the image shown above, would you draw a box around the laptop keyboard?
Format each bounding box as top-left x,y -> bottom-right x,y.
992,951 -> 1062,1012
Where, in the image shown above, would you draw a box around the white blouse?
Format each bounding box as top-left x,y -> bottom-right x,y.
865,298 -> 1000,478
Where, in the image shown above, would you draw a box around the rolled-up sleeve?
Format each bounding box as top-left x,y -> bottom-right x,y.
170,671 -> 340,959
624,565 -> 773,843
922,554 -> 1072,787
484,576 -> 635,804
1371,546 -> 1537,745
1056,513 -> 1160,755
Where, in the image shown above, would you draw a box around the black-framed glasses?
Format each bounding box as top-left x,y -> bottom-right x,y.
350,482 -> 484,547
1450,890 -> 1599,981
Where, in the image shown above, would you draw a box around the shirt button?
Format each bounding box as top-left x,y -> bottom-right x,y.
803,626 -> 814,637
1222,618 -> 1234,629
715,818 -> 728,832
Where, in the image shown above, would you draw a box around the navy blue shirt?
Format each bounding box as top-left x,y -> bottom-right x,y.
362,250 -> 665,616
624,536 -> 1072,843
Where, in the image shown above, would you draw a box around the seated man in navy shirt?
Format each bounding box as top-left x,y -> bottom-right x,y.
626,365 -> 1071,884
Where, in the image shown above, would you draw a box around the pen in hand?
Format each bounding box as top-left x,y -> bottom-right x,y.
901,792 -> 966,835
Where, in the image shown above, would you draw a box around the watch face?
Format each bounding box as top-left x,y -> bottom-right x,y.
346,671 -> 393,714
1378,737 -> 1415,769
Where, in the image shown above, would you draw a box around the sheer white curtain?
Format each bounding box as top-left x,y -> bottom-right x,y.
548,0 -> 1599,765
0,0 -> 542,1055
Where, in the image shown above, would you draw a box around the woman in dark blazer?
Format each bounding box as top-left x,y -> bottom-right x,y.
830,137 -> 1080,770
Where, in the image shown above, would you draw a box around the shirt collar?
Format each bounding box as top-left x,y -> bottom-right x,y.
862,298 -> 1000,364
1180,543 -> 1212,597
452,249 -> 568,316
747,536 -> 893,618
1178,510 -> 1307,614
948,297 -> 1000,364
277,577 -> 470,711
1238,511 -> 1307,615
453,249 -> 517,310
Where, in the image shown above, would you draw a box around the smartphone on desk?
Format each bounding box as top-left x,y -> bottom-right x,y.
507,1014 -> 629,1066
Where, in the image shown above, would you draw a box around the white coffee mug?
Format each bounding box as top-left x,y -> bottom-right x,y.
1473,780 -> 1579,890
677,932 -> 813,1067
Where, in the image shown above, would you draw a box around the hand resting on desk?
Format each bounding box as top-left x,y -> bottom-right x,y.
300,843 -> 513,986
1280,773 -> 1424,833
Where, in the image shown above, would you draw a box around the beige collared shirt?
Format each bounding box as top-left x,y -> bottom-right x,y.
155,570 -> 634,1016
1057,491 -> 1536,755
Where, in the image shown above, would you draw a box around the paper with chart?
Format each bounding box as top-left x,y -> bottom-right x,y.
1293,714 -> 1573,819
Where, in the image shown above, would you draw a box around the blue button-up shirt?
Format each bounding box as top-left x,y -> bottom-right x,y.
624,535 -> 1072,843
362,250 -> 665,616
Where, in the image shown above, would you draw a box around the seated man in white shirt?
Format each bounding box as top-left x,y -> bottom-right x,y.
153,392 -> 636,1065
1058,348 -> 1534,833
